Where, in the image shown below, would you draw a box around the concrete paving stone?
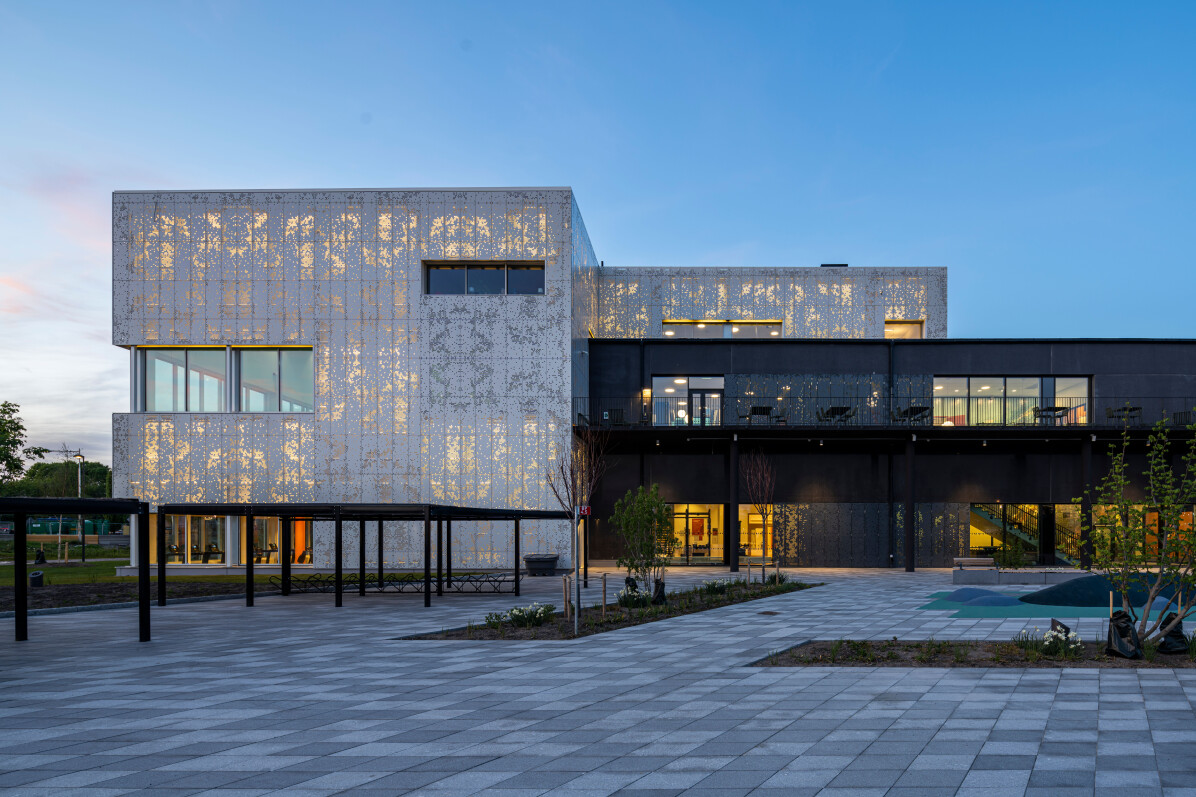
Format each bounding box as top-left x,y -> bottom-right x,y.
2,568 -> 1194,796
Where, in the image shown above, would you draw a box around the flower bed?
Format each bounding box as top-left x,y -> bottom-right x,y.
759,628 -> 1196,669
416,576 -> 818,641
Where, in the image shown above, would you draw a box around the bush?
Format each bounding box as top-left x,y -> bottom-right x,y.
764,571 -> 789,585
505,602 -> 556,628
616,585 -> 650,608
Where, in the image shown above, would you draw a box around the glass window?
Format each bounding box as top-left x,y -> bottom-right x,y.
190,516 -> 224,564
280,350 -> 314,412
1055,377 -> 1089,425
467,265 -> 505,294
691,323 -> 725,339
427,265 -> 465,294
1005,378 -> 1041,425
653,376 -> 690,426
933,377 -> 968,425
970,377 -> 1005,425
145,349 -> 186,411
506,265 -> 545,295
251,517 -> 280,563
885,321 -> 924,339
187,349 -> 226,412
164,515 -> 185,563
661,323 -> 690,338
240,350 -> 280,412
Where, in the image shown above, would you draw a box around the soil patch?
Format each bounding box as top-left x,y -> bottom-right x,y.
0,581 -> 263,611
759,638 -> 1196,669
411,579 -> 818,641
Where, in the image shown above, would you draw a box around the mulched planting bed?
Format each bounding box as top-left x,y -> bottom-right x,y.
413,578 -> 818,641
759,638 -> 1196,669
0,581 -> 260,611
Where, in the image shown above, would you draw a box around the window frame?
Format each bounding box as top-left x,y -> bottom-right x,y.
136,346 -> 314,414
423,261 -> 546,296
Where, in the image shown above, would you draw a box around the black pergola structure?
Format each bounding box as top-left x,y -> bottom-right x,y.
155,503 -> 571,609
1,497 -> 150,642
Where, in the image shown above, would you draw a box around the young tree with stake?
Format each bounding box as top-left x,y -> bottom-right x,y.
546,426 -> 609,635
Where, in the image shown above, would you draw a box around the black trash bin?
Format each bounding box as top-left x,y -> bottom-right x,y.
522,553 -> 559,576
29,571 -> 44,588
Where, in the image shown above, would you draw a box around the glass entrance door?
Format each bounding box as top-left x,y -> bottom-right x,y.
689,391 -> 722,427
668,504 -> 725,565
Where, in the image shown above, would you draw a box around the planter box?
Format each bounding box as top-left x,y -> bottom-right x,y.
523,554 -> 559,576
953,568 -> 1087,585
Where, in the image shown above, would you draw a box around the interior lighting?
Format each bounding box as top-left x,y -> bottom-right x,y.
664,388 -> 675,393
674,378 -> 686,384
934,385 -> 942,391
770,330 -> 779,336
980,385 -> 990,391
696,323 -> 705,329
819,440 -> 824,447
664,330 -> 675,336
983,440 -> 988,447
732,327 -> 740,333
678,409 -> 687,418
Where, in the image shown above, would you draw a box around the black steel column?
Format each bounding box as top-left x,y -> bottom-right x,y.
514,518 -> 521,596
377,519 -> 384,590
436,518 -> 443,596
423,507 -> 431,607
1039,504 -> 1057,566
137,504 -> 151,642
358,519 -> 366,596
904,436 -> 916,572
156,511 -> 166,606
1080,435 -> 1093,569
729,433 -> 740,572
887,452 -> 896,567
446,519 -> 452,588
334,510 -> 343,608
583,516 -> 589,588
281,517 -> 291,596
245,513 -> 255,607
14,512 -> 27,642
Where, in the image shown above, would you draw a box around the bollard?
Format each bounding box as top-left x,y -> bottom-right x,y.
602,573 -> 607,620
562,575 -> 569,620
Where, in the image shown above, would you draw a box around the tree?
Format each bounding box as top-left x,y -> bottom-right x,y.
545,426 -> 609,632
743,449 -> 778,582
611,484 -> 672,593
0,402 -> 48,485
0,460 -> 112,498
1078,420 -> 1196,643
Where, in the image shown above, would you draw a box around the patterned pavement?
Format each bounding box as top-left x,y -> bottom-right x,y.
0,567 -> 1193,796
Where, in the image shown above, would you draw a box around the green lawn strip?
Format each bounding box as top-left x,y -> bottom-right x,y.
0,540 -> 128,561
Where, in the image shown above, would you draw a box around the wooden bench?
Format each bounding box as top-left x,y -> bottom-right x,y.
953,557 -> 996,569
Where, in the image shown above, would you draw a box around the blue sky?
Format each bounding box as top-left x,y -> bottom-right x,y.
1,1 -> 1193,463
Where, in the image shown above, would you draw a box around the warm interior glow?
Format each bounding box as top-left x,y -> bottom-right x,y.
665,388 -> 675,393
664,330 -> 675,336
674,378 -> 686,384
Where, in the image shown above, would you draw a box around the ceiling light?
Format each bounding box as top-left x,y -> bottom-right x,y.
934,385 -> 942,391
664,330 -> 675,336
696,323 -> 705,329
983,440 -> 987,447
665,388 -> 675,393
770,330 -> 779,336
678,409 -> 687,417
732,327 -> 739,333
674,378 -> 686,384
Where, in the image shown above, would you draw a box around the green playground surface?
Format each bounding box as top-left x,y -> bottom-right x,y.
919,591 -> 1141,618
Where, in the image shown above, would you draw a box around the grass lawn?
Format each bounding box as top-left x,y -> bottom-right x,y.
0,560 -> 280,587
0,540 -> 128,561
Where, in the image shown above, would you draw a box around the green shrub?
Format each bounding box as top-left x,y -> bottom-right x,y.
764,571 -> 789,585
616,586 -> 650,608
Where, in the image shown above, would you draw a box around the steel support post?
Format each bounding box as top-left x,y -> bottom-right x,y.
137,504 -> 151,641
281,517 -> 291,595
245,513 -> 255,607
904,436 -> 916,572
14,512 -> 27,641
423,507 -> 431,607
156,511 -> 166,606
334,510 -> 343,607
358,519 -> 366,596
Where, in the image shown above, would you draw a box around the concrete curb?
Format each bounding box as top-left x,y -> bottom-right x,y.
0,590 -> 281,618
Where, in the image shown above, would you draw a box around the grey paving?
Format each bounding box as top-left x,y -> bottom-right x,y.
1,567 -> 1194,796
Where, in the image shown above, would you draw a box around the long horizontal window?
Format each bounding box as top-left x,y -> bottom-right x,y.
934,376 -> 1089,426
138,347 -> 313,413
662,320 -> 782,339
425,262 -> 545,295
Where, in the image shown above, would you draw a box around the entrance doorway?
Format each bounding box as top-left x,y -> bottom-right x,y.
689,390 -> 723,426
668,504 -> 725,565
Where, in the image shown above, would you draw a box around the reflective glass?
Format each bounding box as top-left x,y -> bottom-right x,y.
933,377 -> 968,425
427,266 -> 465,294
652,376 -> 689,426
280,350 -> 314,412
467,265 -> 505,294
190,516 -> 224,564
885,321 -> 924,339
145,349 -> 186,411
691,323 -> 725,339
1055,377 -> 1089,425
970,377 -> 1005,425
1005,378 -> 1040,425
240,350 -> 279,412
187,349 -> 226,412
506,265 -> 544,294
251,517 -> 280,563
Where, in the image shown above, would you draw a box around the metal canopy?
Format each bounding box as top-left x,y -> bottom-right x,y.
154,502 -> 570,522
0,496 -> 144,515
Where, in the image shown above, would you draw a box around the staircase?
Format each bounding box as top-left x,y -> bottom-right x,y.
973,504 -> 1078,567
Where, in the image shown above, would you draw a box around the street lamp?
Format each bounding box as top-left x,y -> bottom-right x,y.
73,453 -> 85,563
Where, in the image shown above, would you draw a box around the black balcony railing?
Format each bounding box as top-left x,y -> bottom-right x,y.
573,396 -> 1196,430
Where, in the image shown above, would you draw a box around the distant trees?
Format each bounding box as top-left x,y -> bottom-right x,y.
0,460 -> 112,498
0,402 -> 47,485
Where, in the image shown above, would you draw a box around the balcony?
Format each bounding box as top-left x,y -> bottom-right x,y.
572,396 -> 1196,430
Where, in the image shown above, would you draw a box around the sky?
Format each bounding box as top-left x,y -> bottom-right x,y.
0,1 -> 1194,465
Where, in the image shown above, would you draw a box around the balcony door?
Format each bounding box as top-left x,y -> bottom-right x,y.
689,390 -> 722,427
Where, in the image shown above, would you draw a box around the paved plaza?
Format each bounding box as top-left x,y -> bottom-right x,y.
1,567 -> 1194,796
